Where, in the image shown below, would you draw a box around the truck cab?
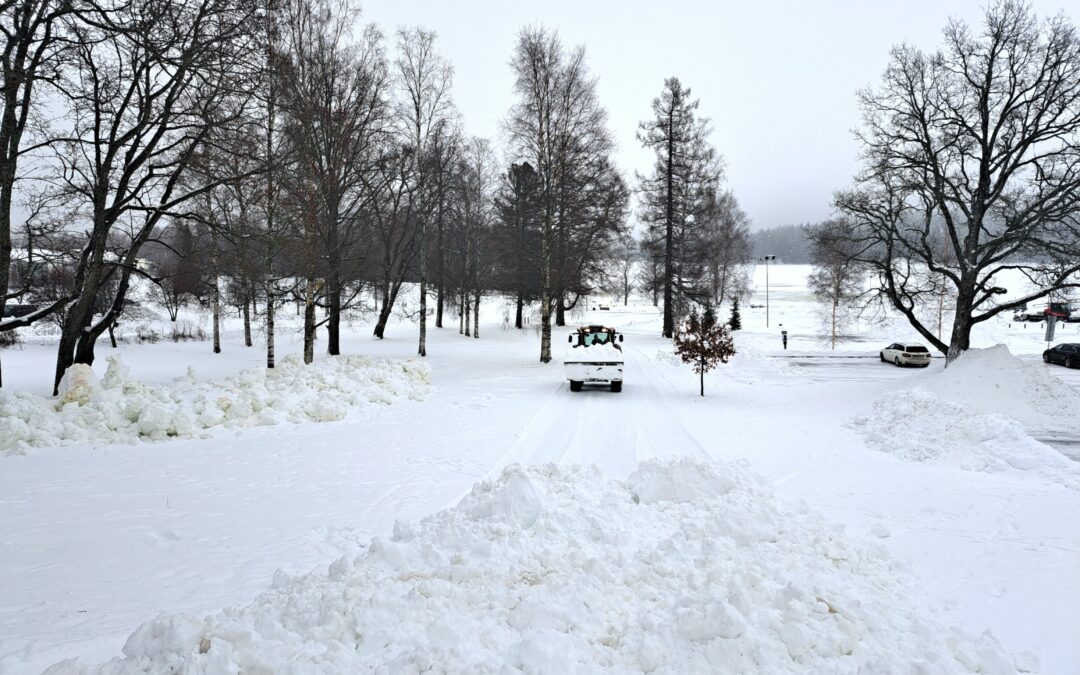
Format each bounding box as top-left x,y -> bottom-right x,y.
564,325 -> 624,392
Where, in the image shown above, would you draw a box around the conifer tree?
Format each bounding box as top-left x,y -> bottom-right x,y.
729,297 -> 742,331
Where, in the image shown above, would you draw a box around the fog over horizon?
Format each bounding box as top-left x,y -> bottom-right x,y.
359,0 -> 1072,231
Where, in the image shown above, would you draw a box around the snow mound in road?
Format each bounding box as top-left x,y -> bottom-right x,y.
0,355 -> 429,454
54,460 -> 1019,675
917,344 -> 1080,430
852,389 -> 1080,489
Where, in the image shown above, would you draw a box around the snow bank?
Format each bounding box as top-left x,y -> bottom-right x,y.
51,460 -> 1020,674
0,355 -> 430,454
850,345 -> 1080,488
852,389 -> 1080,489
917,344 -> 1080,431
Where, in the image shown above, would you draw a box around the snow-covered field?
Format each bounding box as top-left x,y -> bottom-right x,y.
1,265 -> 1078,674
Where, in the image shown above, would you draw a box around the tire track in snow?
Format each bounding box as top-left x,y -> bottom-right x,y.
493,341 -> 709,477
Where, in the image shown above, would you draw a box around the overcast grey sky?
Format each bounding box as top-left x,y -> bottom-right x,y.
360,0 -> 1071,231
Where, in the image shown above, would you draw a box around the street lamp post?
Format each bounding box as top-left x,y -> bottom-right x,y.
759,255 -> 776,327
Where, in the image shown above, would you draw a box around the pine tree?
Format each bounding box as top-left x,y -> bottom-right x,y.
729,297 -> 742,331
674,305 -> 736,396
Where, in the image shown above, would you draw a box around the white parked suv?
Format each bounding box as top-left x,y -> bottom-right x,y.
565,325 -> 624,392
880,342 -> 932,367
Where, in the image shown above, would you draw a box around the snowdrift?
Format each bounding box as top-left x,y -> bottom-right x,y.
49,460 -> 1019,674
0,355 -> 430,454
852,389 -> 1080,488
851,346 -> 1080,487
917,344 -> 1080,431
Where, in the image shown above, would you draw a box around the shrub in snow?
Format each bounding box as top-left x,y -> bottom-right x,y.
52,459 -> 1022,674
673,306 -> 736,396
0,355 -> 430,454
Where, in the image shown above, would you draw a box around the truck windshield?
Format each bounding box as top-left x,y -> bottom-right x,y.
583,332 -> 610,346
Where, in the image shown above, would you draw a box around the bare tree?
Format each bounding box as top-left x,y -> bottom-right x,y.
806,219 -> 865,349
277,0 -> 390,360
0,0 -> 79,386
836,1 -> 1080,362
47,0 -> 260,394
506,27 -> 617,362
395,26 -> 453,357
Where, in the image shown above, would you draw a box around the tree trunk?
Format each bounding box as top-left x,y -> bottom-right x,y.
662,113 -> 675,339
515,291 -> 524,329
419,227 -> 428,355
373,281 -> 401,339
327,272 -> 341,356
459,289 -> 465,334
555,294 -> 565,327
831,299 -> 837,350
464,289 -> 471,337
473,291 -> 480,339
243,295 -> 252,347
266,289 -> 276,369
303,276 -> 316,364
109,321 -> 118,349
212,276 -> 221,354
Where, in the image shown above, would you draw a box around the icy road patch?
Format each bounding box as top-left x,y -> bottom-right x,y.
0,355 -> 430,454
49,459 -> 1022,674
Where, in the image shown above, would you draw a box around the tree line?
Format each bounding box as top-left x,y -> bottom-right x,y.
0,0 -> 755,392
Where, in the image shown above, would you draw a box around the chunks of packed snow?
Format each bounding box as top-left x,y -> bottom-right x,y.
563,342 -> 624,362
916,344 -> 1080,431
0,354 -> 430,454
851,389 -> 1080,489
54,459 -> 1019,674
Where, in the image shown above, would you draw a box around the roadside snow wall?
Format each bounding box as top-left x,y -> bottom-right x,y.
851,345 -> 1080,488
0,355 -> 430,454
49,460 -> 1020,674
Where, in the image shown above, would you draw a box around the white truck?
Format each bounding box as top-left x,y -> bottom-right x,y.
564,325 -> 624,392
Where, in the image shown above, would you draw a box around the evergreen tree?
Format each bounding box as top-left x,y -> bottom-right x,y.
729,297 -> 741,331
674,305 -> 736,397
637,77 -> 721,339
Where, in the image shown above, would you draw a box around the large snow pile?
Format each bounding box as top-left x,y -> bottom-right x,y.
852,389 -> 1080,489
49,460 -> 1021,674
0,355 -> 429,454
916,344 -> 1080,432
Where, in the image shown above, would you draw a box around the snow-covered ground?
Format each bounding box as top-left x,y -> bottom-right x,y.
1,265 -> 1078,674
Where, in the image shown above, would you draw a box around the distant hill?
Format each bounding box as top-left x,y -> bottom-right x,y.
751,224 -> 810,264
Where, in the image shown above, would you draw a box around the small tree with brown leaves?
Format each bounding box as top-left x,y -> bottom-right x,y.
674,305 -> 735,396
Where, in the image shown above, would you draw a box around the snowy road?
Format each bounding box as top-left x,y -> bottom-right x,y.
501,341 -> 708,475
3,301 -> 1080,673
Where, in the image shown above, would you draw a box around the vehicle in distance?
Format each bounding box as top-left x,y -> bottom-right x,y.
565,325 -> 624,392
1043,343 -> 1080,368
880,342 -> 932,367
1014,303 -> 1072,322
1,303 -> 39,318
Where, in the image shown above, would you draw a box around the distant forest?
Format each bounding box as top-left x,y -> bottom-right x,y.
750,225 -> 811,264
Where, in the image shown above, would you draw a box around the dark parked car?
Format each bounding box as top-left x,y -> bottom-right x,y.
1043,343 -> 1080,368
1,303 -> 38,318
